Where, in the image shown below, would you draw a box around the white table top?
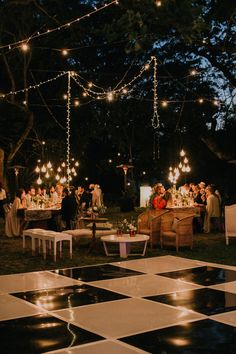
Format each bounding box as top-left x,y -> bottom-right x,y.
101,234 -> 149,243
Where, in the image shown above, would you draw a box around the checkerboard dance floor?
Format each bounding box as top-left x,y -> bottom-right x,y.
1,255 -> 236,353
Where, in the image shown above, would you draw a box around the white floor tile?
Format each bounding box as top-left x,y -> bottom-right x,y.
212,310 -> 236,327
47,339 -> 148,354
209,281 -> 236,293
90,274 -> 203,297
112,256 -> 203,274
0,293 -> 43,321
54,298 -> 205,338
0,271 -> 81,293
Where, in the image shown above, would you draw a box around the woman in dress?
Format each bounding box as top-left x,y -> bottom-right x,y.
150,184 -> 167,210
5,188 -> 26,237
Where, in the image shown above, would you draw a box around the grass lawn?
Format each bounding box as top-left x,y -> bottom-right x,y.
0,207 -> 235,275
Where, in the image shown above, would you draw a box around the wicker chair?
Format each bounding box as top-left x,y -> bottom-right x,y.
160,212 -> 195,252
137,209 -> 169,248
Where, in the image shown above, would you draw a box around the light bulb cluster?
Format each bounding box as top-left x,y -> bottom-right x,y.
178,149 -> 191,173
35,159 -> 79,185
168,149 -> 191,185
168,166 -> 180,185
0,0 -> 118,51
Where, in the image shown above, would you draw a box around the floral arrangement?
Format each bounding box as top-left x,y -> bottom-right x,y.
118,218 -> 137,235
87,205 -> 107,216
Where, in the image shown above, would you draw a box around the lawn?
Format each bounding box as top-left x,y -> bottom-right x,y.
0,207 -> 235,275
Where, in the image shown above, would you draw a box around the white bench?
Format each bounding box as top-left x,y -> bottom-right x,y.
22,229 -> 72,261
64,228 -> 117,240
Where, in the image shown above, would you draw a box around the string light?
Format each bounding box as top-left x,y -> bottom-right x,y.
161,100 -> 168,107
62,49 -> 68,56
21,43 -> 30,52
66,72 -> 71,184
151,56 -> 160,129
0,0 -> 118,51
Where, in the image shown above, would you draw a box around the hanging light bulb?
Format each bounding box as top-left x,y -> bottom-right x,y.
45,171 -> 50,178
55,174 -> 60,181
178,162 -> 183,169
180,149 -> 185,157
75,161 -> 79,166
61,162 -> 66,167
71,167 -> 75,173
47,161 -> 52,168
36,176 -> 42,185
57,167 -> 61,172
183,157 -> 188,164
35,166 -> 40,173
186,165 -> 191,172
41,165 -> 46,173
182,165 -> 186,172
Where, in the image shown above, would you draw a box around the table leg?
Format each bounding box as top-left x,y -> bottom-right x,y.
69,239 -> 72,259
53,241 -> 57,262
32,237 -> 36,256
119,242 -> 128,258
22,235 -> 25,251
142,240 -> 148,256
42,239 -> 46,260
60,241 -> 62,258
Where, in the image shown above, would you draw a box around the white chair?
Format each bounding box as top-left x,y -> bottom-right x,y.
225,204 -> 236,245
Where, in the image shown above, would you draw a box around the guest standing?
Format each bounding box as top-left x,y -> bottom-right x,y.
0,182 -> 7,219
203,185 -> 221,233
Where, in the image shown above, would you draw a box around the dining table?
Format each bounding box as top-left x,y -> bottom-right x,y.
18,206 -> 61,231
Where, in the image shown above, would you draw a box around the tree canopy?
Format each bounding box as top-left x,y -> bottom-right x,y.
0,0 -> 235,195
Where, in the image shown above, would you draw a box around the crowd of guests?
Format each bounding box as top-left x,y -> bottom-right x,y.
149,181 -> 222,233
0,182 -> 104,237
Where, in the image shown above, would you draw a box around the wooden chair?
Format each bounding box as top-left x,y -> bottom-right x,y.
160,212 -> 195,252
137,209 -> 169,248
225,204 -> 236,245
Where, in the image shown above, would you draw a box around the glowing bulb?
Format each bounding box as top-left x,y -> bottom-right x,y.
182,165 -> 186,172
35,166 -> 40,173
83,92 -> 88,97
47,161 -> 52,169
198,98 -> 204,103
37,177 -> 42,185
42,141 -> 46,145
63,94 -> 67,100
156,1 -> 162,6
107,92 -> 114,101
74,100 -> 80,106
88,82 -> 93,88
161,101 -> 168,107
85,177 -> 88,181
75,161 -> 79,166
180,149 -> 185,157
213,100 -> 219,106
122,88 -> 128,94
178,162 -> 183,169
144,64 -> 150,70
55,174 -> 60,181
61,162 -> 66,167
186,165 -> 191,172
142,171 -> 146,175
184,157 -> 188,164
108,159 -> 112,163
169,166 -> 172,171
117,152 -> 121,156
22,100 -> 27,105
45,171 -> 50,178
41,165 -> 46,173
73,172 -> 77,176
62,49 -> 68,56
21,43 -> 29,52
190,69 -> 197,76
57,167 -> 61,172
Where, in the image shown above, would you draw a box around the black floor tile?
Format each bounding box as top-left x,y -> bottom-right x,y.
146,288 -> 236,315
0,313 -> 104,354
120,319 -> 236,353
159,266 -> 236,286
52,264 -> 144,282
13,284 -> 128,311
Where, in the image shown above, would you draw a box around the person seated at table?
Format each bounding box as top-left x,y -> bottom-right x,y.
149,183 -> 167,210
49,185 -> 58,205
192,184 -> 206,232
5,188 -> 26,237
25,186 -> 36,208
60,188 -> 78,230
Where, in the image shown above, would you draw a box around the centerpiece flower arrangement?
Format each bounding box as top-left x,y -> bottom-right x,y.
86,205 -> 107,217
117,218 -> 137,236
